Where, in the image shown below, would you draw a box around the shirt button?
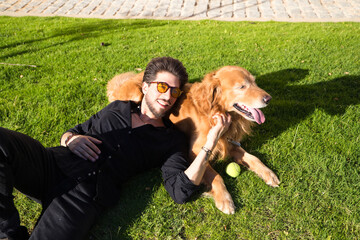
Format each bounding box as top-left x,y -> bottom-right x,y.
108,156 -> 112,159
128,131 -> 131,134
117,144 -> 120,148
88,173 -> 91,176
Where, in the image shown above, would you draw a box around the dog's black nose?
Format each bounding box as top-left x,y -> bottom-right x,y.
263,95 -> 272,104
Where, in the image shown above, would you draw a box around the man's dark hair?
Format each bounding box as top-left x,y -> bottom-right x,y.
143,57 -> 188,89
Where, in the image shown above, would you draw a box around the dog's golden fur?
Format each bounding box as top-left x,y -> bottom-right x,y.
107,66 -> 280,214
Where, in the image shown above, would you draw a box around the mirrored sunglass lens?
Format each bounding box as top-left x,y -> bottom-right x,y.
157,82 -> 168,93
171,88 -> 181,98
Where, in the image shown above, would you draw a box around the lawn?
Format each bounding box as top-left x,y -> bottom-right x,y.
0,16 -> 359,239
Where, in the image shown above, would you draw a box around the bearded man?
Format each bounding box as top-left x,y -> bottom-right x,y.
0,57 -> 231,240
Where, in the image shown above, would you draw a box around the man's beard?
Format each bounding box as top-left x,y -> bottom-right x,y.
144,94 -> 171,118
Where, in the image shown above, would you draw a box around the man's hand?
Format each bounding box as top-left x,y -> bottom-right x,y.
207,113 -> 232,144
67,135 -> 102,162
184,112 -> 232,186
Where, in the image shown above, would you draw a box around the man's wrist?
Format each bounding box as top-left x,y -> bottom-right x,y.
64,133 -> 76,147
204,138 -> 216,151
201,146 -> 212,160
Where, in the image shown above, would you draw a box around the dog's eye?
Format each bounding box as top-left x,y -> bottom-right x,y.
237,85 -> 246,89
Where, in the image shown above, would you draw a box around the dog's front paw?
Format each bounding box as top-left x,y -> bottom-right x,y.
262,169 -> 280,187
214,191 -> 236,214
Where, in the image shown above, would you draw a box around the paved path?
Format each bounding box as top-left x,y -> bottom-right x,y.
0,0 -> 359,22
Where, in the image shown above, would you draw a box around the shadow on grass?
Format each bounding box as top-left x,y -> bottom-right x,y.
0,18 -> 171,59
88,169 -> 163,240
255,70 -> 360,148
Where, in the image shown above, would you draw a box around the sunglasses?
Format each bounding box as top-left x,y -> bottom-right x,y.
149,82 -> 183,98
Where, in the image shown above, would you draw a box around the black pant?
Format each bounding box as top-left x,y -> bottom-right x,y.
0,127 -> 103,240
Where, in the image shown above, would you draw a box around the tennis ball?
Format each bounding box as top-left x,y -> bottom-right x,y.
226,162 -> 241,178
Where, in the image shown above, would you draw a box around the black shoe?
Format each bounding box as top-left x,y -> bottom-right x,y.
6,226 -> 29,240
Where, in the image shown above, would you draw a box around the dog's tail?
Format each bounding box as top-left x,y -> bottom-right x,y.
106,72 -> 144,103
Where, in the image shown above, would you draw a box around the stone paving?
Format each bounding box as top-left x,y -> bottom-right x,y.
0,0 -> 359,22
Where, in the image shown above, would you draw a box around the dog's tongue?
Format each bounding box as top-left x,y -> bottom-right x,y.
249,107 -> 265,124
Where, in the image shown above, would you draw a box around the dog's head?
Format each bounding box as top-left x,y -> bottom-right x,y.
204,66 -> 272,125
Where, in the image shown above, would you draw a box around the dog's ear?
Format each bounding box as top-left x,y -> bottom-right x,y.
192,71 -> 223,116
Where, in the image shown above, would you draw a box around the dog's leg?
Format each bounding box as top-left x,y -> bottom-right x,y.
231,147 -> 280,187
202,164 -> 235,214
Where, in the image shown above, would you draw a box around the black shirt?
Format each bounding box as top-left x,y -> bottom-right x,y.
51,100 -> 199,206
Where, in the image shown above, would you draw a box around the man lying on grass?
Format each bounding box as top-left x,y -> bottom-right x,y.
0,57 -> 231,240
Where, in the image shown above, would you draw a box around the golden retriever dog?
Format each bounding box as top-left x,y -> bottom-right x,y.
106,66 -> 280,214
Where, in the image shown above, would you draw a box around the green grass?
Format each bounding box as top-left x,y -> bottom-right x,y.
1,16 -> 359,239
